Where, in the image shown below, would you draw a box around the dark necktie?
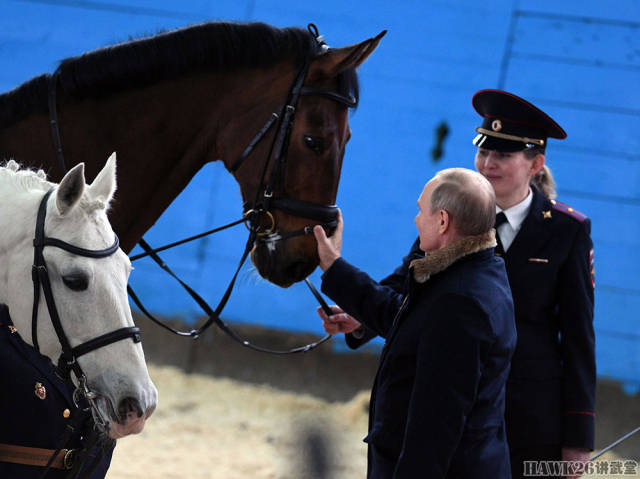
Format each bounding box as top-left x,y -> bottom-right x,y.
494,212 -> 507,255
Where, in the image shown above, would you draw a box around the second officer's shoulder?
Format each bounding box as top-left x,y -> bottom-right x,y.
549,198 -> 589,224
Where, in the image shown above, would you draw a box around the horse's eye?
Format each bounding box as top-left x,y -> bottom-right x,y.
62,274 -> 89,291
303,135 -> 325,155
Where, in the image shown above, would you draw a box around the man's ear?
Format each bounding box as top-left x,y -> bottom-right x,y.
439,210 -> 450,234
308,30 -> 386,80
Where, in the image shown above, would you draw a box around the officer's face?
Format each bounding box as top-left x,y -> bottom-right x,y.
474,148 -> 539,207
415,179 -> 443,253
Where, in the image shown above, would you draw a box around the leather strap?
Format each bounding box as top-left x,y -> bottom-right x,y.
48,71 -> 66,176
0,443 -> 75,470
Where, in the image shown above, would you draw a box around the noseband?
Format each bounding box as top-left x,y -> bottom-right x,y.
31,189 -> 141,431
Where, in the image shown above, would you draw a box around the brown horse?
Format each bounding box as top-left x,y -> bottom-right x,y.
0,22 -> 384,287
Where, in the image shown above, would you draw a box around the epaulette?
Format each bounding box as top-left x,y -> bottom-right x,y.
550,199 -> 588,223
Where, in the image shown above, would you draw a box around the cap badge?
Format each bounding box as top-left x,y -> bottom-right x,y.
35,382 -> 47,400
491,119 -> 502,132
543,210 -> 552,219
8,325 -> 17,334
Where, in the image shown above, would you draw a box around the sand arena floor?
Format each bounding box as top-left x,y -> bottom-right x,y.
107,364 -> 639,479
107,364 -> 370,479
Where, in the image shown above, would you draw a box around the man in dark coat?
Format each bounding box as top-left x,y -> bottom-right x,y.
314,168 -> 517,478
0,304 -> 114,478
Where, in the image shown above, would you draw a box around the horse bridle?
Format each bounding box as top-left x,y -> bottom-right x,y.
233,25 -> 356,243
47,24 -> 353,355
31,188 -> 141,432
125,25 -> 355,352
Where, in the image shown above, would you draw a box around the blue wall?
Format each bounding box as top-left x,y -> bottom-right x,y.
1,0 -> 639,390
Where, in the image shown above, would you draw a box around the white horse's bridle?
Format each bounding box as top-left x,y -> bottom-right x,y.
31,188 -> 141,432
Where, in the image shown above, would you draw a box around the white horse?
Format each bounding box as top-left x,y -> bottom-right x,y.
0,153 -> 157,440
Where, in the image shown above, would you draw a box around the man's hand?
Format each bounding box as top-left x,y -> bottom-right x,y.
562,447 -> 590,479
316,305 -> 362,335
313,209 -> 343,272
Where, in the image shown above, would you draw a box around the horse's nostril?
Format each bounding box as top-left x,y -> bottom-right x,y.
118,397 -> 143,421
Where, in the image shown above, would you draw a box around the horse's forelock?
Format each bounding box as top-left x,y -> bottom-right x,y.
79,197 -> 109,214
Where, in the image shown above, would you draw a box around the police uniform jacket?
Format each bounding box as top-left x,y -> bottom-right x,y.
0,304 -> 114,478
347,187 -> 596,451
498,188 -> 595,450
322,231 -> 516,479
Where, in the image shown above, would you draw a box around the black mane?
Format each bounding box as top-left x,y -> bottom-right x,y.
0,22 -> 335,128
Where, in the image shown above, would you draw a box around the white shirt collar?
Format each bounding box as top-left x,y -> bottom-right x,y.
496,188 -> 532,231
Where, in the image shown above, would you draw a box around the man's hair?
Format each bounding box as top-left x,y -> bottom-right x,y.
430,168 -> 496,236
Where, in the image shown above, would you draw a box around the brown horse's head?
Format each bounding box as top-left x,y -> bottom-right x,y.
0,22 -> 384,289
227,31 -> 384,287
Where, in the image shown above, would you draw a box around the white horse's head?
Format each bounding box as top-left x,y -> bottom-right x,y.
0,153 -> 157,439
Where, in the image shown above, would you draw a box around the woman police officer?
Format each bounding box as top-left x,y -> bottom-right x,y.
318,89 -> 595,479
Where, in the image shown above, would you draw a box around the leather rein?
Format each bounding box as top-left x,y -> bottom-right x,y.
47,24 -> 347,355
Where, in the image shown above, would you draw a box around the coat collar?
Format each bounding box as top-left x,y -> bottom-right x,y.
410,230 -> 497,283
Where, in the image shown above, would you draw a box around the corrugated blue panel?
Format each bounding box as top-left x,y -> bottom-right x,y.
507,61 -> 640,126
516,0 -> 640,24
1,0 -> 640,385
596,332 -> 640,392
511,11 -> 640,70
551,151 -> 640,201
0,1 -> 249,89
596,287 -> 640,335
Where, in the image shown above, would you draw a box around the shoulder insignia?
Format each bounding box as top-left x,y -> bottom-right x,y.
590,248 -> 595,289
550,199 -> 588,223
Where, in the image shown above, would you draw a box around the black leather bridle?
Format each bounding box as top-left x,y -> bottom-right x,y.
125,25 -> 354,353
30,188 -> 141,453
47,24 -> 349,355
232,25 -> 356,244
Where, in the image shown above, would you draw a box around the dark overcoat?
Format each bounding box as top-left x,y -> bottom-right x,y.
322,232 -> 516,479
347,188 -> 596,451
0,304 -> 114,478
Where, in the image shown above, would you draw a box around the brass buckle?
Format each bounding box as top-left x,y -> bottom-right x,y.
243,209 -> 275,236
63,449 -> 76,470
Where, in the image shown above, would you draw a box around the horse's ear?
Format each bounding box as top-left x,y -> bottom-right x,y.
88,152 -> 117,205
311,30 -> 386,78
56,163 -> 86,216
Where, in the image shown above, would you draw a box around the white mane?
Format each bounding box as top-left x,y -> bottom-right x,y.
0,159 -> 52,191
0,160 -> 110,213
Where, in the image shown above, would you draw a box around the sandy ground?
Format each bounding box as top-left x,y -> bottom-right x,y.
107,364 -> 370,479
107,364 -> 639,479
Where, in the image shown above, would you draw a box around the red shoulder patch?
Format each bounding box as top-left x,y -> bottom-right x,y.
550,199 -> 587,222
589,248 -> 595,289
